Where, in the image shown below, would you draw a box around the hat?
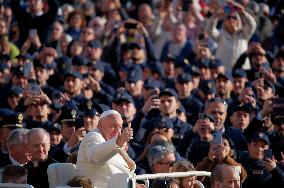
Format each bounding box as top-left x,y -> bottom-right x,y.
144,79 -> 160,89
0,113 -> 24,129
33,59 -> 48,69
197,59 -> 211,68
47,123 -> 61,132
59,101 -> 82,124
72,56 -> 88,66
12,66 -> 25,76
8,86 -> 23,96
100,110 -> 121,120
250,132 -> 269,145
148,62 -> 164,77
233,69 -> 247,78
112,90 -> 135,104
165,54 -> 176,63
82,100 -> 100,117
209,59 -> 223,69
126,68 -> 143,82
275,50 -> 284,59
87,40 -> 102,49
64,71 -> 82,80
231,104 -> 251,114
57,56 -> 72,75
187,65 -> 200,76
159,88 -> 178,98
0,63 -> 9,72
217,72 -> 233,81
89,61 -> 105,72
177,73 -> 192,83
263,80 -> 276,93
129,42 -> 143,49
199,80 -> 216,95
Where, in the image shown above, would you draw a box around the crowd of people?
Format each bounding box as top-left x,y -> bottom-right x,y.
0,0 -> 284,187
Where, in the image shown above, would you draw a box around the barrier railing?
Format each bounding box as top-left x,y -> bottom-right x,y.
128,171 -> 211,188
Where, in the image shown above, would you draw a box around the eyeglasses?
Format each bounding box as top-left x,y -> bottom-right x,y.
159,161 -> 176,167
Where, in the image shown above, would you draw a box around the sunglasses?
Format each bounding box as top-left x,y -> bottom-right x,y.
159,161 -> 176,167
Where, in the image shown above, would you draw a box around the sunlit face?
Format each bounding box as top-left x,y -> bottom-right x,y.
49,130 -> 62,145
230,110 -> 250,132
51,22 -> 64,40
181,176 -> 196,188
28,0 -> 44,14
30,103 -> 50,120
205,102 -> 227,130
99,114 -> 123,141
256,85 -> 274,101
216,77 -> 232,96
155,153 -> 176,173
248,140 -> 269,160
64,76 -> 82,95
159,95 -> 179,117
35,67 -> 49,84
218,166 -> 241,188
28,132 -> 50,162
84,115 -> 100,132
112,101 -> 136,123
10,141 -> 31,164
61,123 -> 75,141
175,82 -> 193,98
126,80 -> 143,97
233,77 -> 247,94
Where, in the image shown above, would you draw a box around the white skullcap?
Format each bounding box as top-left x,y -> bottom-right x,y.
99,110 -> 121,120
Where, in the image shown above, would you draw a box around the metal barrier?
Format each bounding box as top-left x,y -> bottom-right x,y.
128,171 -> 211,188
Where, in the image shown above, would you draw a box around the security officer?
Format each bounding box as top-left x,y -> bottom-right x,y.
241,132 -> 284,188
138,88 -> 192,147
229,104 -> 251,132
33,60 -> 56,99
125,67 -> 144,109
86,61 -> 115,106
270,111 -> 284,161
232,69 -> 248,102
49,101 -> 85,162
175,73 -> 203,125
63,71 -> 86,104
0,113 -> 24,167
215,73 -> 235,106
81,100 -> 100,132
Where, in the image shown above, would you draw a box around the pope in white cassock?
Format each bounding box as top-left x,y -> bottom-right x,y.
76,110 -> 135,188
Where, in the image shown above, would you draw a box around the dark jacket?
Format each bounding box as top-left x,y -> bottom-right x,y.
24,156 -> 58,188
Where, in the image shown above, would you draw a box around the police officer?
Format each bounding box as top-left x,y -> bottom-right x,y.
241,132 -> 284,188
139,88 -> 192,147
0,113 -> 24,167
175,73 -> 203,125
50,101 -> 85,162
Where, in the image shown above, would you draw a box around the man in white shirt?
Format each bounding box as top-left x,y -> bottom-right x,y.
77,110 -> 135,188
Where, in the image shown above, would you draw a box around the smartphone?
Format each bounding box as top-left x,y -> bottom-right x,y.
28,82 -> 41,95
24,62 -> 33,78
264,149 -> 273,159
212,131 -> 222,145
124,22 -> 138,30
150,89 -> 159,99
29,29 -> 37,37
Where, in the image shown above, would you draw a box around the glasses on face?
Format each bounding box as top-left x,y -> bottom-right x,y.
159,161 -> 176,167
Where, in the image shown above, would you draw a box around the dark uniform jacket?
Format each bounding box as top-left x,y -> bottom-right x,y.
24,157 -> 58,188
